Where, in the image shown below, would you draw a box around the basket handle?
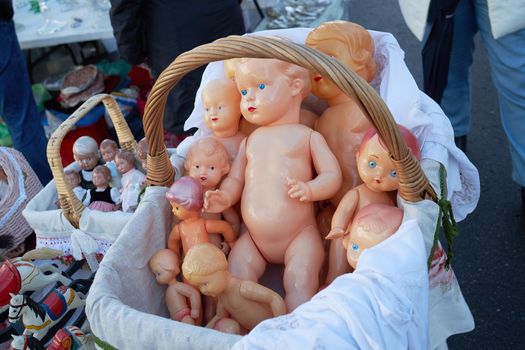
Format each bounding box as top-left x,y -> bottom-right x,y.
143,35 -> 437,203
47,94 -> 137,228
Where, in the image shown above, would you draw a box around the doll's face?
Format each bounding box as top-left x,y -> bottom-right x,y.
101,145 -> 117,163
236,60 -> 295,126
170,201 -> 197,221
151,262 -> 179,285
75,153 -> 99,170
202,87 -> 241,135
356,135 -> 399,192
115,156 -> 134,174
66,172 -> 81,188
187,153 -> 227,190
186,270 -> 228,297
92,169 -> 110,188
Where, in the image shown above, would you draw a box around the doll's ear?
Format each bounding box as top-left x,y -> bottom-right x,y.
290,78 -> 304,98
222,163 -> 231,176
184,159 -> 191,171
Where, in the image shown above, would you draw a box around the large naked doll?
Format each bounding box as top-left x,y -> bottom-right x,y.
204,57 -> 342,311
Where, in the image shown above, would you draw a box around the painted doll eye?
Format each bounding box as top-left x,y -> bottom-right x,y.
240,89 -> 247,96
258,83 -> 266,90
351,243 -> 360,251
218,106 -> 222,110
390,169 -> 397,178
195,165 -> 199,169
210,166 -> 215,170
368,160 -> 377,168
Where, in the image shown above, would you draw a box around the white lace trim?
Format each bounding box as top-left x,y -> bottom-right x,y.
35,235 -> 113,256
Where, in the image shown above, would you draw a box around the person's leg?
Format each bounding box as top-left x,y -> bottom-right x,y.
0,21 -> 52,185
439,0 -> 478,138
474,0 -> 525,189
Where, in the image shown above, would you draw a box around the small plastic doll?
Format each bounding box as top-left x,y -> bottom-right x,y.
83,165 -> 121,212
149,249 -> 201,325
99,139 -> 121,188
135,137 -> 148,172
65,170 -> 87,202
166,176 -> 236,257
72,136 -> 101,190
182,243 -> 287,334
324,125 -> 420,284
115,149 -> 146,213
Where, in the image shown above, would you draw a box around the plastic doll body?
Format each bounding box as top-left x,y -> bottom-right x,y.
83,165 -> 121,212
205,58 -> 342,310
149,249 -> 201,324
72,136 -> 101,190
306,21 -> 376,205
115,150 -> 146,212
100,139 -> 121,188
182,243 -> 286,333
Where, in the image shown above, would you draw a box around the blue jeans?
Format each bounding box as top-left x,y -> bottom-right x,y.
440,0 -> 525,186
0,20 -> 52,185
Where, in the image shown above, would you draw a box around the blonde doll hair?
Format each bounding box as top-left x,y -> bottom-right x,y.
73,136 -> 99,158
100,139 -> 118,150
182,243 -> 227,280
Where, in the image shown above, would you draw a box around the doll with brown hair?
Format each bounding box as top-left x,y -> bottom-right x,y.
135,137 -> 148,172
72,136 -> 101,190
149,249 -> 201,325
115,149 -> 146,213
65,170 -> 87,202
324,125 -> 420,284
184,138 -> 240,238
99,139 -> 121,188
83,165 -> 121,212
204,57 -> 342,311
182,243 -> 286,334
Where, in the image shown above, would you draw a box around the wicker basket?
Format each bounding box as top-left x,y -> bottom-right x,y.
0,147 -> 42,257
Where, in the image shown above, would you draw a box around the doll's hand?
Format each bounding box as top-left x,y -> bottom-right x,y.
287,178 -> 312,202
191,308 -> 200,319
220,241 -> 231,255
204,190 -> 229,213
325,226 -> 346,240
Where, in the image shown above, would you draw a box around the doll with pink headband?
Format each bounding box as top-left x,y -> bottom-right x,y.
324,125 -> 420,284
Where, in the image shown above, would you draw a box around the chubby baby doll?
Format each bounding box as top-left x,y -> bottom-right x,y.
72,136 -> 101,190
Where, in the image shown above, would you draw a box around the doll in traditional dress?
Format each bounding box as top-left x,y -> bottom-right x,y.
99,139 -> 121,188
149,249 -> 201,325
115,149 -> 146,212
182,243 -> 286,334
83,165 -> 121,212
324,125 -> 420,283
65,170 -> 87,202
72,136 -> 101,190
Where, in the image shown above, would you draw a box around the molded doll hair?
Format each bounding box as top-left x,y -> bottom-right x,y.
165,176 -> 203,211
115,149 -> 136,165
65,170 -> 81,183
73,136 -> 99,157
182,243 -> 228,279
185,138 -> 230,170
236,58 -> 311,99
93,165 -> 111,178
359,125 -> 421,160
149,249 -> 180,275
305,21 -> 376,83
223,58 -> 241,80
100,139 -> 118,150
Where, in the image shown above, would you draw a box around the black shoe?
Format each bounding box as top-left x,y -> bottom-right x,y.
454,135 -> 467,152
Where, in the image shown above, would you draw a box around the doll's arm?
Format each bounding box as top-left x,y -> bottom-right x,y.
222,207 -> 241,238
326,189 -> 359,240
174,282 -> 201,319
205,220 -> 236,246
287,131 -> 342,202
110,187 -> 122,204
204,139 -> 247,213
167,225 -> 181,258
239,280 -> 286,317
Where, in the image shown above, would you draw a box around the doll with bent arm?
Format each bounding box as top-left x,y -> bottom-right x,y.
204,58 -> 342,311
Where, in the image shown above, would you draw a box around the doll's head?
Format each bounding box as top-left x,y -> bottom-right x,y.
73,136 -> 100,170
306,21 -> 376,100
182,243 -> 228,297
343,203 -> 402,269
92,165 -> 111,189
65,170 -> 81,188
149,249 -> 180,285
235,58 -> 311,126
202,79 -> 242,137
135,137 -> 148,170
165,176 -> 203,220
184,138 -> 230,191
100,139 -> 118,163
223,58 -> 241,81
115,149 -> 136,175
356,125 -> 420,193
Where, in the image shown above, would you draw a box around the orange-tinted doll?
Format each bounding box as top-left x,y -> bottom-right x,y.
324,125 -> 420,283
149,249 -> 201,324
182,243 -> 286,334
204,58 -> 342,311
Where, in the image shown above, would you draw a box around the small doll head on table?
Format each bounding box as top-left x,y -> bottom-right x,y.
166,176 -> 203,221
202,79 -> 242,138
72,136 -> 100,171
184,138 -> 230,192
343,203 -> 403,269
356,125 -> 421,193
100,139 -> 118,164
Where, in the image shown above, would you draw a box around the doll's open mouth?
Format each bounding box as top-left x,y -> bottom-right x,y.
211,117 -> 218,121
248,106 -> 256,112
200,176 -> 207,181
314,75 -> 323,82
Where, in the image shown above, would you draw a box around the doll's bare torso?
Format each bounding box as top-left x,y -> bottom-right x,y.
242,124 -> 317,263
178,218 -> 210,255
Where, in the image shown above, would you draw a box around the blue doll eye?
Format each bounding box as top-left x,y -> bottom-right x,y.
390,169 -> 397,177
351,243 -> 360,251
368,160 -> 377,168
258,83 -> 266,90
240,89 -> 247,96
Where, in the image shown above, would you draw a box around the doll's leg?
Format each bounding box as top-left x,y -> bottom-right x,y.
204,295 -> 217,324
325,238 -> 352,285
284,225 -> 325,311
227,232 -> 266,282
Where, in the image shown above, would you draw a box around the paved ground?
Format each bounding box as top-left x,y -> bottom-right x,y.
345,0 -> 525,348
